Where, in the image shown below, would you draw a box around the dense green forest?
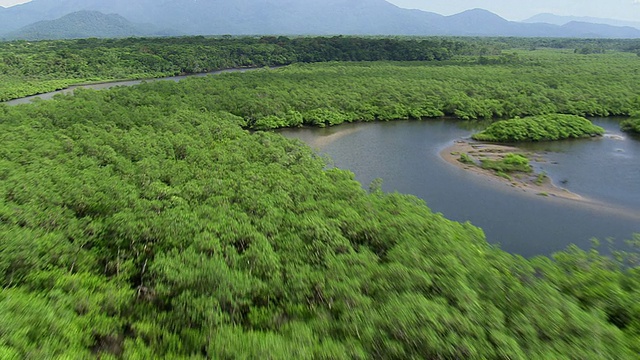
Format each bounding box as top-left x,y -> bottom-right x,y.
1,78 -> 640,358
1,36 -> 640,358
6,50 -> 640,130
1,35 -> 639,104
0,36 -> 487,102
472,114 -> 605,142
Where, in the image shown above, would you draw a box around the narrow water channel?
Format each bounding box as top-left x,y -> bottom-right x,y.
3,68 -> 258,106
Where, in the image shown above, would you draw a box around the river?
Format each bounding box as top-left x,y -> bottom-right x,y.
5,71 -> 638,257
280,118 -> 640,257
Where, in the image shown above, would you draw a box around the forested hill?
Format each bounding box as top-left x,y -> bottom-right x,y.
5,11 -> 161,40
1,0 -> 640,38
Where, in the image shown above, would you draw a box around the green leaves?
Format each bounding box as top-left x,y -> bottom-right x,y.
621,111 -> 640,134
481,153 -> 533,173
473,114 -> 606,142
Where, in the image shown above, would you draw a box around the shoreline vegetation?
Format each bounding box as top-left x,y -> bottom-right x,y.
1,66 -> 269,105
621,113 -> 640,134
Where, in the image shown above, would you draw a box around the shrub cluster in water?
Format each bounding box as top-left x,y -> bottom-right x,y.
472,114 -> 605,142
480,153 -> 532,173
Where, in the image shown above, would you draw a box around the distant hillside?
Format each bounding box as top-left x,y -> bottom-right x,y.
0,0 -> 444,36
5,11 -> 166,40
1,0 -> 639,39
438,9 -> 578,37
524,13 -> 640,30
560,21 -> 640,39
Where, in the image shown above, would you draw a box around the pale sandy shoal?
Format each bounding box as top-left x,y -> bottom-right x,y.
440,139 -> 591,203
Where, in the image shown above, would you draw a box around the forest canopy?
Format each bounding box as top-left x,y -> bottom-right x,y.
0,36 -> 485,102
5,51 -> 640,132
0,36 -> 639,358
1,83 -> 639,358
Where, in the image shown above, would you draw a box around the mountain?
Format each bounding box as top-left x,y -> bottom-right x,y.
428,9 -> 593,38
0,0 -> 639,39
524,13 -> 640,30
4,11 -> 170,40
561,21 -> 640,39
0,0 -> 445,36
441,9 -> 511,36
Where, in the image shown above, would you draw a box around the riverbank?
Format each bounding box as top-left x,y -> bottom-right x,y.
440,139 -> 586,202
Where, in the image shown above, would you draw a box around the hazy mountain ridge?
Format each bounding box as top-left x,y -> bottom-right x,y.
0,0 -> 639,39
4,11 -> 170,40
524,13 -> 640,30
560,21 -> 640,39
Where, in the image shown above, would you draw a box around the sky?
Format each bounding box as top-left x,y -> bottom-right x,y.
0,0 -> 29,7
0,0 -> 639,22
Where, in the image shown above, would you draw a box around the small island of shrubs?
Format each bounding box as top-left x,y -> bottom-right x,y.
480,153 -> 532,174
458,151 -> 533,181
472,114 -> 605,142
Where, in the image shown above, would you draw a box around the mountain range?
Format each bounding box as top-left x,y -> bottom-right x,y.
1,0 -> 639,40
523,13 -> 640,30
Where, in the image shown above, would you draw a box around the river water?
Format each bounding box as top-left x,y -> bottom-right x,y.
280,118 -> 640,257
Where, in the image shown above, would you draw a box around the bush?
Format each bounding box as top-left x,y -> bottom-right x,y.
621,113 -> 640,134
458,153 -> 475,164
481,153 -> 532,173
472,114 -> 605,142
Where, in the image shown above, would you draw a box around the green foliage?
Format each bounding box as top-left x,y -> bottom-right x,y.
2,39 -> 640,130
575,46 -> 606,55
0,40 -> 638,359
481,153 -> 533,173
473,114 -> 606,142
621,112 -> 640,134
458,152 -> 475,164
0,36 -> 475,101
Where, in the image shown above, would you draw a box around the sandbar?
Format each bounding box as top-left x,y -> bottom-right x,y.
440,139 -> 586,202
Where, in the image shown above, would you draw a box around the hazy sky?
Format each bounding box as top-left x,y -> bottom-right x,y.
1,0 -> 639,22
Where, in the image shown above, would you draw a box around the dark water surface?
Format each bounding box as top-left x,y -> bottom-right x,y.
281,118 -> 640,257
